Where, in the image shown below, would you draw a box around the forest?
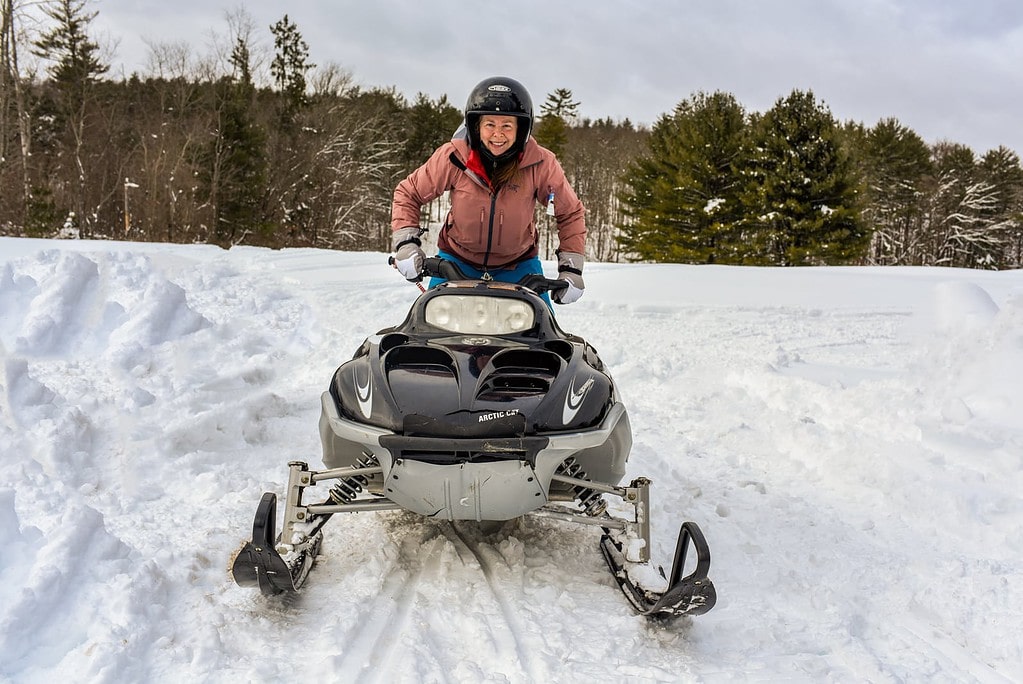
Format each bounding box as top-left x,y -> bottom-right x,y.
3,1 -> 1021,268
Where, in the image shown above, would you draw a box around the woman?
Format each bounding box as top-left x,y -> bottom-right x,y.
391,76 -> 586,304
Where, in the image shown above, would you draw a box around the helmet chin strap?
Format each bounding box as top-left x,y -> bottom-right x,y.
479,144 -> 519,165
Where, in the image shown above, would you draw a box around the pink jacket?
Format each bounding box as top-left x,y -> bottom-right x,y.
392,134 -> 586,270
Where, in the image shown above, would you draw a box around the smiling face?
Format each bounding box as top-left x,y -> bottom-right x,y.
478,115 -> 519,156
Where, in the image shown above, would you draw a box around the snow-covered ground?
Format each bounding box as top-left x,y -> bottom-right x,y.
1,237 -> 1021,683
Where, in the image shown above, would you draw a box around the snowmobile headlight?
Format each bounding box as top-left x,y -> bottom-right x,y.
425,295 -> 535,334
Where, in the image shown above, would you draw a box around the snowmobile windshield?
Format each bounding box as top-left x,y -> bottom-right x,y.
424,294 -> 535,334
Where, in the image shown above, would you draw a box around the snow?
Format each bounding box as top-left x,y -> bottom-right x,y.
1,236 -> 1021,682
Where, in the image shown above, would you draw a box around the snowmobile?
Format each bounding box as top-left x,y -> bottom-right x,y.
231,258 -> 716,617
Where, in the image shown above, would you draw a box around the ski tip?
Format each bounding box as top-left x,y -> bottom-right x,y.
230,539 -> 295,596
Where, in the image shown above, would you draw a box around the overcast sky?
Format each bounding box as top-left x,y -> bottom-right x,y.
85,0 -> 1023,156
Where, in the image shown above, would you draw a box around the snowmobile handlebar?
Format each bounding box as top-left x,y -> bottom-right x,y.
421,257 -> 569,296
386,255 -> 569,296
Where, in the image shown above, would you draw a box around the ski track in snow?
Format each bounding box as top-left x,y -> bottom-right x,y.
327,530 -> 448,682
1,238 -> 1021,683
442,523 -> 548,683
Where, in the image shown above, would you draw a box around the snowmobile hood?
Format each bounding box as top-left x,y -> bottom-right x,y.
330,281 -> 615,438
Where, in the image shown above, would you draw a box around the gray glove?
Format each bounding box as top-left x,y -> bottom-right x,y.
392,226 -> 426,281
553,251 -> 584,304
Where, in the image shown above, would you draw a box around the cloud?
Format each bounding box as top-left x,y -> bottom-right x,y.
85,0 -> 1023,154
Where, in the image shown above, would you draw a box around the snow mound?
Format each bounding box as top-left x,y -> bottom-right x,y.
1,251 -> 211,361
930,279 -> 1000,332
0,491 -> 166,681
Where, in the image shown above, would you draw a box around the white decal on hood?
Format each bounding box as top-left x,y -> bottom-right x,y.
562,376 -> 594,424
355,366 -> 372,418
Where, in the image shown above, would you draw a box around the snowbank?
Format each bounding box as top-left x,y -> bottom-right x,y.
1,238 -> 1020,682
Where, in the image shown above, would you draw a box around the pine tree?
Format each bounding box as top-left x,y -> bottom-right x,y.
30,0 -> 108,236
534,88 -> 578,157
978,147 -> 1023,267
618,91 -> 747,263
197,28 -> 267,246
400,92 -> 460,170
736,90 -> 866,265
859,118 -> 933,264
32,0 -> 107,96
270,14 -> 314,126
926,142 -> 975,266
540,88 -> 580,120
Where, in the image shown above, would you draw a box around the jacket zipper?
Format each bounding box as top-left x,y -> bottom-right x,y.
481,191 -> 498,275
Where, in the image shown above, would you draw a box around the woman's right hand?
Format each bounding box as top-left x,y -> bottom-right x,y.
392,227 -> 426,281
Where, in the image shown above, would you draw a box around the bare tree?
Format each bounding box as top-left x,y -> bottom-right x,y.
121,40 -> 210,242
937,179 -> 1005,267
1,0 -> 36,226
311,108 -> 401,250
561,118 -> 647,262
1,0 -> 12,163
309,60 -> 353,99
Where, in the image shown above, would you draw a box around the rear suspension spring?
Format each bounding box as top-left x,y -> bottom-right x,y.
329,453 -> 379,504
557,456 -> 608,517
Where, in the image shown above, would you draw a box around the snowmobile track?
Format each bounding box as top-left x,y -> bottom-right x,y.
889,615 -> 1006,682
444,523 -> 549,683
327,521 -> 549,682
332,532 -> 447,683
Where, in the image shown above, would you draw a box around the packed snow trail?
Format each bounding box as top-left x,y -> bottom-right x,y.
1,238 -> 1021,682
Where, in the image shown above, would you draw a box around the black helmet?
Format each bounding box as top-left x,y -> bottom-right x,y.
464,76 -> 533,153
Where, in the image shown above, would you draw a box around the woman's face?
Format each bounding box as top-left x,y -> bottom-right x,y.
478,115 -> 518,156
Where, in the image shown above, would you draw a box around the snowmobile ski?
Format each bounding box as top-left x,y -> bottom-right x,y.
230,492 -> 325,596
600,521 -> 717,617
